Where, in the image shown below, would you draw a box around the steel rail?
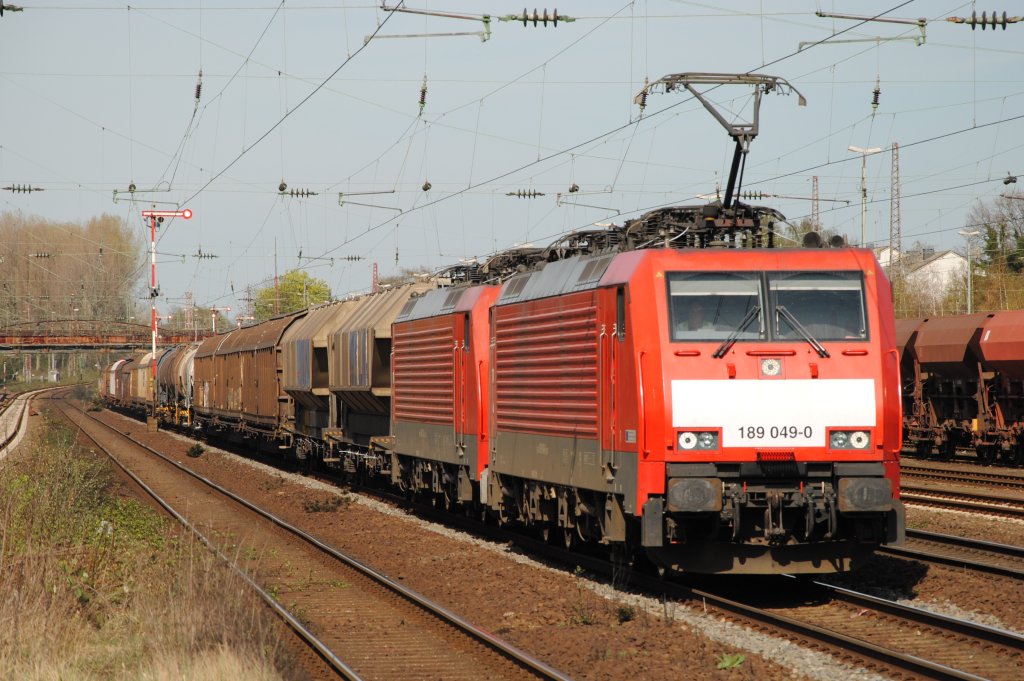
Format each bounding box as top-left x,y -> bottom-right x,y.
901,463 -> 1024,490
357,484 -> 1013,681
901,487 -> 1024,520
880,529 -> 1024,579
92,402 -> 1015,680
814,579 -> 1024,651
223,447 -> 1021,681
60,403 -> 363,680
500,531 -> 995,681
75,403 -> 571,681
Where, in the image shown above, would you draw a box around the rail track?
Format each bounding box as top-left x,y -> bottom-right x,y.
901,462 -> 1024,491
880,529 -> 1024,579
489,523 -> 1024,681
86,401 -> 1024,680
57,399 -> 570,681
343,472 -> 1024,681
901,484 -> 1024,520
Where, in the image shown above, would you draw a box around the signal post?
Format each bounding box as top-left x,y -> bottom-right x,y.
140,207 -> 193,425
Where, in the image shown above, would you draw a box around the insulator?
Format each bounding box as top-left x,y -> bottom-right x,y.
419,74 -> 428,116
278,181 -> 287,192
871,80 -> 880,112
29,253 -> 51,258
636,76 -> 649,115
285,188 -> 318,198
195,69 -> 203,101
519,7 -> 564,26
506,189 -> 545,198
341,255 -> 363,261
422,180 -> 432,192
3,184 -> 44,193
950,10 -> 1021,30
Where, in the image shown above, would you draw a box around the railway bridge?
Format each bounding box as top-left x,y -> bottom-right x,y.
0,320 -> 207,350
0,320 -> 212,383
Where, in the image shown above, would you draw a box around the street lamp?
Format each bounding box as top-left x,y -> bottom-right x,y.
848,145 -> 883,246
959,229 -> 980,314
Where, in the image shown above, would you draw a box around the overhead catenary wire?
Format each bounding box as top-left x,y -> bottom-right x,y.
179,4 -> 402,208
5,1 -> 1018,309
312,1 -> 943,262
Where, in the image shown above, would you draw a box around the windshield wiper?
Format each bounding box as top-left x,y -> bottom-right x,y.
776,305 -> 830,358
712,305 -> 760,358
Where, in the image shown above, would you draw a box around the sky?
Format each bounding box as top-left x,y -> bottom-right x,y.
1,1 -> 1021,319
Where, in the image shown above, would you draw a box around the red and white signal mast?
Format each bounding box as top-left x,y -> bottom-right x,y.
140,207 -> 193,416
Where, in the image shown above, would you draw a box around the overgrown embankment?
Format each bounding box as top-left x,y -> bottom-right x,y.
0,417 -> 291,680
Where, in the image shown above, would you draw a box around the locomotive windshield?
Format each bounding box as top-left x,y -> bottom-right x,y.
769,272 -> 867,341
667,270 -> 868,343
668,272 -> 763,341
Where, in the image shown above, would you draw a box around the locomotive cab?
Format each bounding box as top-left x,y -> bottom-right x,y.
632,248 -> 905,574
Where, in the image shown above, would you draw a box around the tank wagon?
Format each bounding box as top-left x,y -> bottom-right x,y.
899,310 -> 1024,465
156,343 -> 200,426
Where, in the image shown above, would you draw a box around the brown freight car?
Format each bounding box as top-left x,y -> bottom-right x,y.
194,314 -> 304,438
899,310 -> 1024,464
902,314 -> 988,459
973,311 -> 1024,464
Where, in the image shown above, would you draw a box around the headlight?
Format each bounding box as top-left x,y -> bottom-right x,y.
830,430 -> 871,450
829,431 -> 849,449
678,431 -> 718,450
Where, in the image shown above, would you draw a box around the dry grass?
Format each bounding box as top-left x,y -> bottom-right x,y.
0,418 -> 293,680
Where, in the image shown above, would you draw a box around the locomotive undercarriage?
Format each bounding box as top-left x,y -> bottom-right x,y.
387,453 -> 630,548
644,461 -> 904,574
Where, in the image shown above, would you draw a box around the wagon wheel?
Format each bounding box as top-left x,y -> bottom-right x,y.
977,445 -> 996,465
939,438 -> 956,461
1004,445 -> 1024,468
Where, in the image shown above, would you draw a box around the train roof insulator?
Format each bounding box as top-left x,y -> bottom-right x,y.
801,231 -> 848,249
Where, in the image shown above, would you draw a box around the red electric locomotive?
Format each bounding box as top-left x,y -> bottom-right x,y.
105,71 -> 903,574
384,206 -> 905,574
383,72 -> 903,573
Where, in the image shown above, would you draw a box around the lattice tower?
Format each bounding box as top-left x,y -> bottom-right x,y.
890,142 -> 902,277
812,176 -> 821,231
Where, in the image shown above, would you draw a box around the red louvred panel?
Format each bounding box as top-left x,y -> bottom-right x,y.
494,296 -> 598,438
393,319 -> 455,425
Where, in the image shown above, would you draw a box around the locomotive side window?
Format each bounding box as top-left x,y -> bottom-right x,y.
667,272 -> 763,342
768,271 -> 867,341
